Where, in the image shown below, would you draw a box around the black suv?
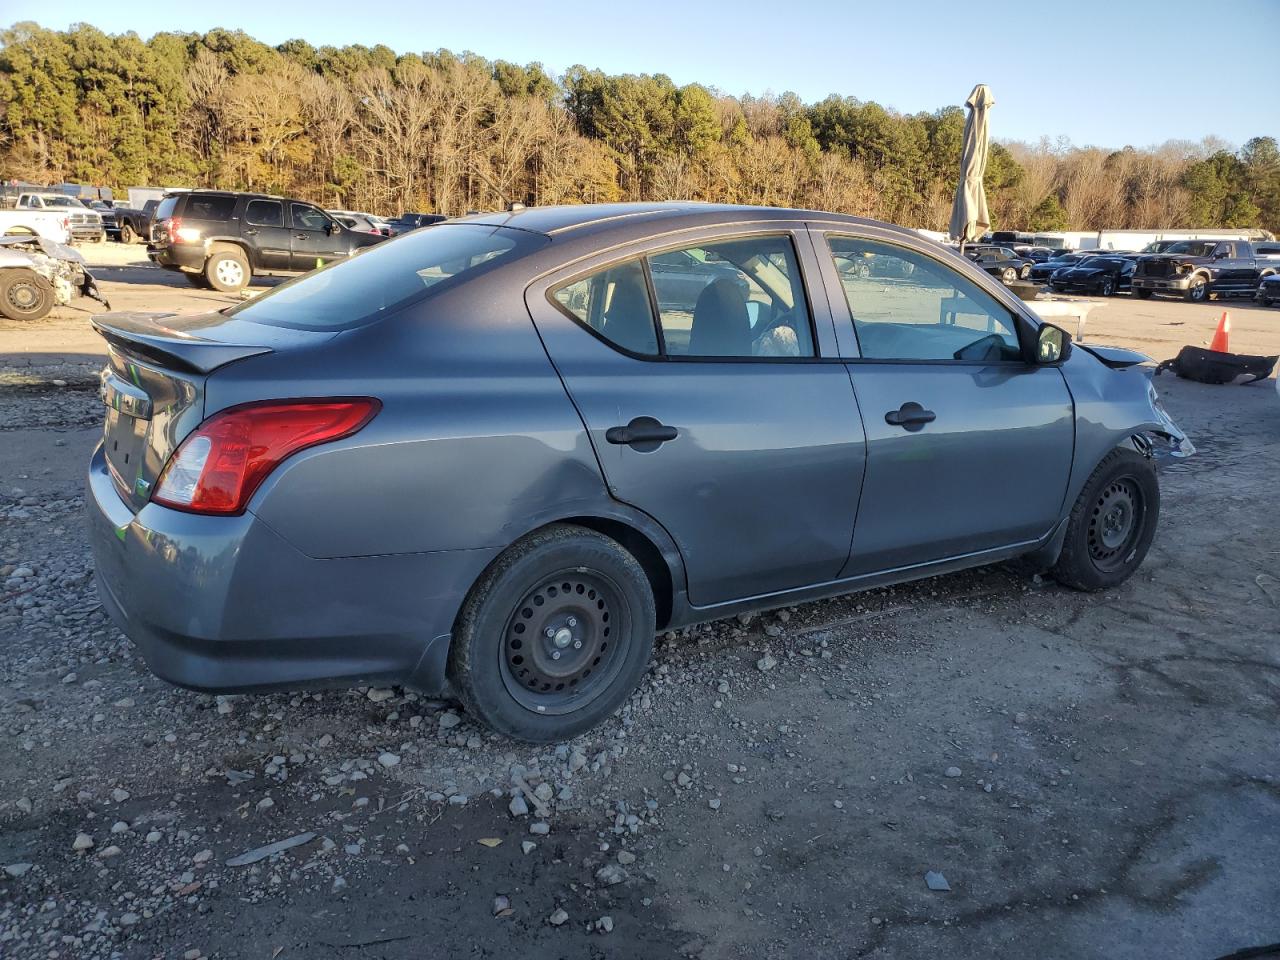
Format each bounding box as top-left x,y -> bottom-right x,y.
148,191 -> 385,292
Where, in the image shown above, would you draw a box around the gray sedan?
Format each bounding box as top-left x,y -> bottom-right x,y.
86,203 -> 1194,742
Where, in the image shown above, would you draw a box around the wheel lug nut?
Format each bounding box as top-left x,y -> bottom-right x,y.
567,617 -> 577,627
545,627 -> 556,638
551,650 -> 561,660
573,640 -> 582,649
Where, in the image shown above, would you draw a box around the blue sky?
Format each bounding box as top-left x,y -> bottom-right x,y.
11,0 -> 1279,148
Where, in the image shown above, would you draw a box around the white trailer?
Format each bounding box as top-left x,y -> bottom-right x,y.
1033,228 -> 1273,252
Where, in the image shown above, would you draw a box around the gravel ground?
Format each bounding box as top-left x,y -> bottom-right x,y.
1,258 -> 1278,959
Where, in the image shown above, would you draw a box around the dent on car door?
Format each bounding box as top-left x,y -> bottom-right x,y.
525,226 -> 867,607
813,229 -> 1075,576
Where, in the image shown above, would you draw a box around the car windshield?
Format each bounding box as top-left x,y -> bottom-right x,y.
39,196 -> 87,209
1163,241 -> 1216,256
225,223 -> 547,331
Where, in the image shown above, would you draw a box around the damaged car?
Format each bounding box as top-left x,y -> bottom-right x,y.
0,235 -> 109,321
85,203 -> 1194,742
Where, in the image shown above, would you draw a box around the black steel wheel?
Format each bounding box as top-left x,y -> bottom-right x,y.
1086,478 -> 1142,572
501,572 -> 626,714
1052,449 -> 1160,591
0,270 -> 54,321
449,524 -> 656,742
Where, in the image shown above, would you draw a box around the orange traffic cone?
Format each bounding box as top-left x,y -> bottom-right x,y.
1209,311 -> 1230,353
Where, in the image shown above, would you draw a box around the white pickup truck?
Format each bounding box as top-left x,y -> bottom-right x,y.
12,193 -> 104,242
0,205 -> 73,245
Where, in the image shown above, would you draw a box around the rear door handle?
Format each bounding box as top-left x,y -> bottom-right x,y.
606,416 -> 678,451
884,402 -> 936,432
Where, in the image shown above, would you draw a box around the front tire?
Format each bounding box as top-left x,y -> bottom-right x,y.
1134,288 -> 1153,299
1052,449 -> 1160,592
0,270 -> 55,321
1184,276 -> 1208,302
1099,276 -> 1115,297
1001,267 -> 1017,284
448,524 -> 656,742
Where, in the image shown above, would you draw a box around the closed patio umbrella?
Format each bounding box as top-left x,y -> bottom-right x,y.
949,84 -> 995,252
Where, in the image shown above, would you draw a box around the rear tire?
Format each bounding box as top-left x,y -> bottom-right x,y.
204,248 -> 250,292
448,524 -> 656,742
1051,449 -> 1160,592
118,222 -> 135,245
0,270 -> 55,321
1001,267 -> 1017,284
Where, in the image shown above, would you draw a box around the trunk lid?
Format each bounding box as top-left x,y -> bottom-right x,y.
92,310 -> 333,512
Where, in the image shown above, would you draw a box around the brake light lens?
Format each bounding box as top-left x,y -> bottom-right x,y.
152,399 -> 380,515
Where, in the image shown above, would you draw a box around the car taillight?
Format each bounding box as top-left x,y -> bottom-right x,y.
152,399 -> 380,515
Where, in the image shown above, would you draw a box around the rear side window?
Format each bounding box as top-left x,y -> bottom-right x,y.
554,260 -> 659,356
226,223 -> 544,330
184,195 -> 237,221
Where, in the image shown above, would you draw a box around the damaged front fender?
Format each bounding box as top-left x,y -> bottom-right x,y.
0,234 -> 110,313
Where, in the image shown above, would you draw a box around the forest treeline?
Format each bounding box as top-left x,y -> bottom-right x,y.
2,22 -> 1278,233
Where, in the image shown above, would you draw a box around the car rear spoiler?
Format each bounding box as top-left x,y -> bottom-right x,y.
91,311 -> 274,375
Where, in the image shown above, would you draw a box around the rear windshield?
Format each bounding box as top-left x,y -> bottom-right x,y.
226,223 -> 546,330
155,195 -> 180,221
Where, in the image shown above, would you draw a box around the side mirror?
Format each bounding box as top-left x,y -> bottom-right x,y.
326,221 -> 338,236
1037,323 -> 1071,364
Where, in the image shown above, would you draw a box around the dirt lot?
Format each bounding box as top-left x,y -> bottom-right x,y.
1,245 -> 1278,960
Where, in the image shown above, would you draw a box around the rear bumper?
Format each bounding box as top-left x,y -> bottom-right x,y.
1131,276 -> 1191,291
86,443 -> 489,697
146,244 -> 206,271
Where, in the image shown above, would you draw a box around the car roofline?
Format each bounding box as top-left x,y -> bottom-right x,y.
450,201 -> 928,245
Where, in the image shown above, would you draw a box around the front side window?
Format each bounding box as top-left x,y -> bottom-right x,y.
292,203 -> 331,232
245,200 -> 284,227
828,236 -> 1023,362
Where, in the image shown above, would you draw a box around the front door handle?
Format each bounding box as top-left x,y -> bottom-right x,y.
243,228 -> 259,236
605,416 -> 678,452
884,402 -> 936,432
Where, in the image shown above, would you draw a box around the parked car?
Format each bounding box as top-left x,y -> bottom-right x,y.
387,212 -> 447,235
328,210 -> 393,237
0,207 -> 72,245
1256,272 -> 1280,307
1050,256 -> 1136,296
1019,247 -> 1061,263
0,235 -> 108,321
328,212 -> 387,237
15,193 -> 104,242
147,190 -> 385,292
87,202 -> 1194,742
1029,251 -> 1107,282
90,201 -> 120,240
967,246 -> 1032,283
1130,239 -> 1280,302
112,199 -> 161,244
